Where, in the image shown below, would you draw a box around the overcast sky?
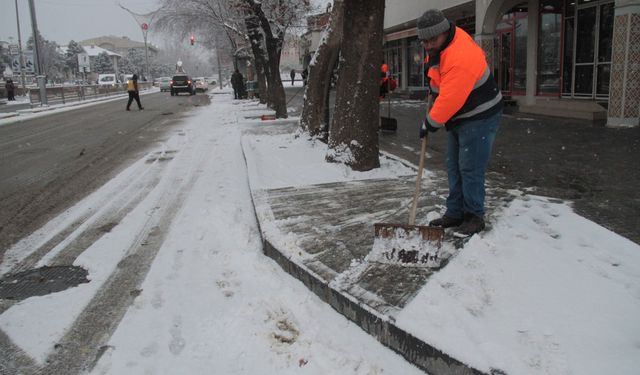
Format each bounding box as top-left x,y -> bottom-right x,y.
0,0 -> 161,47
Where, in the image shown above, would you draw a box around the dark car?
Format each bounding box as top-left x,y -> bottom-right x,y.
170,74 -> 196,96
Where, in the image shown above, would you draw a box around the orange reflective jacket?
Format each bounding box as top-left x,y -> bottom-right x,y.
127,79 -> 137,92
425,26 -> 502,128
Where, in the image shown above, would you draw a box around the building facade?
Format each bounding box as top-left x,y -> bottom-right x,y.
80,45 -> 121,82
383,0 -> 640,127
300,10 -> 332,69
280,34 -> 303,72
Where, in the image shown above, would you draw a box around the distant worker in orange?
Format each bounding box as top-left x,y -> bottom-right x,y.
126,74 -> 144,111
417,9 -> 503,236
379,63 -> 396,99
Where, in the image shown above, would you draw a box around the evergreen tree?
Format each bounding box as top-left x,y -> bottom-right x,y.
65,40 -> 84,76
119,48 -> 145,75
93,52 -> 113,73
65,40 -> 85,77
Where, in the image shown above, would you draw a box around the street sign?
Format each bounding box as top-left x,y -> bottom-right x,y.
9,44 -> 19,55
12,52 -> 35,73
23,52 -> 34,73
11,55 -> 20,71
78,53 -> 90,73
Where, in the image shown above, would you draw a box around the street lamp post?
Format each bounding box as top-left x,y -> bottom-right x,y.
14,0 -> 27,90
143,24 -> 150,81
28,0 -> 46,105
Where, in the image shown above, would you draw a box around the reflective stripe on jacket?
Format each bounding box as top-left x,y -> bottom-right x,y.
425,26 -> 502,128
127,80 -> 137,91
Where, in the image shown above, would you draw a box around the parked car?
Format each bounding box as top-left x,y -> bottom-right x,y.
170,74 -> 196,96
206,76 -> 217,86
158,77 -> 171,92
194,77 -> 209,92
97,74 -> 117,86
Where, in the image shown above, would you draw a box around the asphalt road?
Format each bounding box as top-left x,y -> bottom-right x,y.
0,91 -> 211,257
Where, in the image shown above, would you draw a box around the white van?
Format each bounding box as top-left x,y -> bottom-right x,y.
97,74 -> 117,86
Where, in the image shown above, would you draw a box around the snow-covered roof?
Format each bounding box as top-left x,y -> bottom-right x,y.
82,45 -> 121,58
80,36 -> 157,52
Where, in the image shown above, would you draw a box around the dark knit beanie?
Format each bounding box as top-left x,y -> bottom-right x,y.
416,9 -> 450,40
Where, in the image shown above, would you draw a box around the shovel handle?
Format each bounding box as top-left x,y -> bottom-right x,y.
408,95 -> 433,226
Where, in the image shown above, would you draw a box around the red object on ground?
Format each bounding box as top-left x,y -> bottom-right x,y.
261,114 -> 277,121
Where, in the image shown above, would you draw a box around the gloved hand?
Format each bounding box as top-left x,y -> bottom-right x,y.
420,119 -> 439,138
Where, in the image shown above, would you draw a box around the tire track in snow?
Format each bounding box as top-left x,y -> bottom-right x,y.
37,146 -> 206,375
5,156 -> 172,275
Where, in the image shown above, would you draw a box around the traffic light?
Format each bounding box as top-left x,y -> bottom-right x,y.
190,35 -> 195,46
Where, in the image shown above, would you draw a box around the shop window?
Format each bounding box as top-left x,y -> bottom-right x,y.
598,2 -> 613,63
383,39 -> 403,88
562,18 -> 574,94
407,37 -> 425,88
495,5 -> 527,95
538,1 -> 562,94
596,64 -> 610,95
576,7 -> 596,64
574,65 -> 593,94
513,17 -> 528,92
564,0 -> 575,17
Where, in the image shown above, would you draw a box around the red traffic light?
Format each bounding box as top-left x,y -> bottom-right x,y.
190,35 -> 195,45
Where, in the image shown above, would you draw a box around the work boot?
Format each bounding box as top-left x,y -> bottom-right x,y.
429,215 -> 463,228
454,214 -> 485,237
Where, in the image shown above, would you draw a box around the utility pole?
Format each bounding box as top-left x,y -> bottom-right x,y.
14,0 -> 27,90
28,0 -> 41,75
28,0 -> 47,105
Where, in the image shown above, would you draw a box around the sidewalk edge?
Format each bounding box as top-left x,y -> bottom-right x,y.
240,136 -> 490,375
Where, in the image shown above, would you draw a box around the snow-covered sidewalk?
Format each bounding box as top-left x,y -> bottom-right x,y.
0,92 -> 422,374
242,116 -> 640,373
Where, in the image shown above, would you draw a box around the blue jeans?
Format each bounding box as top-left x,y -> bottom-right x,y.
444,112 -> 501,219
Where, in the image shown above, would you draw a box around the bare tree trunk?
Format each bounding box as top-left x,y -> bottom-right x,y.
326,0 -> 383,171
244,12 -> 270,104
300,0 -> 344,136
264,37 -> 288,118
244,0 -> 287,118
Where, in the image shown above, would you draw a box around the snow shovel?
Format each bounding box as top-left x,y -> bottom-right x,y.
380,79 -> 397,132
373,96 -> 444,265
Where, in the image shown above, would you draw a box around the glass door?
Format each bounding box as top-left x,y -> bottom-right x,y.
567,1 -> 614,98
596,2 -> 613,97
494,5 -> 528,96
574,6 -> 596,96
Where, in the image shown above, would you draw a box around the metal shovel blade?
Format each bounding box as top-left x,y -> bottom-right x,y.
371,223 -> 445,267
374,223 -> 444,242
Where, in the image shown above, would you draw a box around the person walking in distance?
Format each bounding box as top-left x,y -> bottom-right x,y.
231,69 -> 243,100
126,74 -> 144,111
417,9 -> 503,237
5,79 -> 16,101
290,69 -> 296,86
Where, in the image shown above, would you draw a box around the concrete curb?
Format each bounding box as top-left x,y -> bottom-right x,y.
0,113 -> 19,120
